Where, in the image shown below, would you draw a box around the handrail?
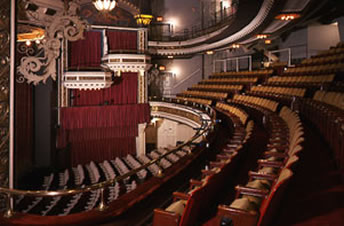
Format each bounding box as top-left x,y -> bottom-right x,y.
0,98 -> 216,218
149,5 -> 238,42
214,55 -> 252,73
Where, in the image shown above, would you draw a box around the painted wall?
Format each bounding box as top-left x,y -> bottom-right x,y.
157,119 -> 195,148
169,55 -> 203,95
307,23 -> 340,56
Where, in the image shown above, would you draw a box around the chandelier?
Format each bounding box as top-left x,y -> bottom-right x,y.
93,0 -> 117,11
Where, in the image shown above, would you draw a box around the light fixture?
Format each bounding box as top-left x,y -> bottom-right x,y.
206,50 -> 214,55
230,44 -> 240,49
275,13 -> 300,21
156,16 -> 163,22
93,0 -> 116,12
256,34 -> 268,39
265,39 -> 272,44
158,65 -> 166,71
135,14 -> 153,26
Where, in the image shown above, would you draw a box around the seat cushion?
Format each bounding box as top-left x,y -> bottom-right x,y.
230,198 -> 256,211
166,200 -> 187,215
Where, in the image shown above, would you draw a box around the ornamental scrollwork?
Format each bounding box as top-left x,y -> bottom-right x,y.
18,3 -> 87,85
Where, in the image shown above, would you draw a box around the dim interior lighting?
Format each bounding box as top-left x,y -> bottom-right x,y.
206,50 -> 214,55
171,67 -> 180,76
275,13 -> 300,21
93,0 -> 116,12
222,1 -> 230,8
265,39 -> 272,44
257,34 -> 268,39
158,65 -> 166,71
168,18 -> 178,27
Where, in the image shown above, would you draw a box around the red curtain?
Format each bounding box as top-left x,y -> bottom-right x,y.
69,30 -> 102,68
71,137 -> 137,166
60,104 -> 150,130
59,103 -> 150,165
15,82 -> 33,178
73,72 -> 138,106
106,30 -> 137,51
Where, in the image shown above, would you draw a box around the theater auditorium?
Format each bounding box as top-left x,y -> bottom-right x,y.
0,0 -> 343,225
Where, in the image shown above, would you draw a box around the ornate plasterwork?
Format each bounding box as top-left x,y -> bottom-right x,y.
0,0 -> 10,211
101,53 -> 151,76
18,2 -> 87,85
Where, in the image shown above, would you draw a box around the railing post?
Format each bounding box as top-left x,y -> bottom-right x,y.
3,194 -> 14,218
288,48 -> 292,67
236,58 -> 239,72
249,56 -> 252,71
223,60 -> 227,72
97,188 -> 107,212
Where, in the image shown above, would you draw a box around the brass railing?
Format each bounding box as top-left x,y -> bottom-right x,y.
0,98 -> 216,218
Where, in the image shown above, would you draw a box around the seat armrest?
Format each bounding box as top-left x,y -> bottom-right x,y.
173,192 -> 190,200
210,161 -> 225,168
248,171 -> 277,181
189,179 -> 203,187
263,151 -> 287,159
258,159 -> 284,168
235,185 -> 269,197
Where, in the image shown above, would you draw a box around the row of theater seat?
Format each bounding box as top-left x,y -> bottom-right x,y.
315,46 -> 344,58
301,90 -> 344,169
266,74 -> 335,86
301,53 -> 344,66
282,63 -> 344,75
212,69 -> 273,77
231,94 -> 279,113
175,97 -> 212,106
188,84 -> 243,92
153,104 -> 254,226
313,90 -> 344,110
15,147 -> 193,216
203,77 -> 258,84
216,102 -> 249,126
250,85 -> 306,97
214,99 -> 303,226
178,90 -> 228,100
167,43 -> 342,225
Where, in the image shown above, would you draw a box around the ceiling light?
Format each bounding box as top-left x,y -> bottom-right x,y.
206,50 -> 214,55
275,13 -> 300,21
257,34 -> 268,39
93,0 -> 116,12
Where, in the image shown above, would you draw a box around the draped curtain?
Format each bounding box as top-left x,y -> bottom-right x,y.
60,104 -> 150,130
15,82 -> 33,179
71,137 -> 137,166
72,72 -> 138,106
106,30 -> 137,51
59,104 -> 150,166
69,30 -> 102,68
